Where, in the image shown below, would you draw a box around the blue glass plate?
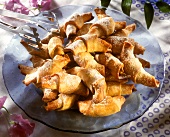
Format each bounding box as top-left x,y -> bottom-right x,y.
2,5 -> 165,133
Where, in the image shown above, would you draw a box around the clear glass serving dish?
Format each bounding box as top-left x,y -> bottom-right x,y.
2,5 -> 165,133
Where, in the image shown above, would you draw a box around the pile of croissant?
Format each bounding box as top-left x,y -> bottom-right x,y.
18,8 -> 160,117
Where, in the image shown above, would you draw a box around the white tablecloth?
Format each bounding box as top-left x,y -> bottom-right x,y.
0,0 -> 169,137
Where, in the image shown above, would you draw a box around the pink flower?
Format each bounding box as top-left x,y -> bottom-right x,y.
5,0 -> 29,15
29,0 -> 38,7
29,0 -> 51,11
4,0 -> 52,15
13,6 -> 29,15
4,0 -> 14,10
9,114 -> 35,137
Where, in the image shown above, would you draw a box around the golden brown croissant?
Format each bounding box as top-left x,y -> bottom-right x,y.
41,72 -> 80,92
64,12 -> 93,38
95,53 -> 124,79
106,36 -> 145,55
23,60 -> 53,85
58,94 -> 79,111
106,82 -> 134,96
47,36 -> 64,58
45,93 -> 78,111
77,23 -> 92,36
41,71 -> 89,96
115,21 -> 127,31
65,34 -> 111,54
40,73 -> 59,89
94,7 -> 126,31
45,96 -> 63,111
78,96 -> 125,117
75,34 -> 112,53
113,23 -> 136,37
42,88 -> 58,103
120,41 -> 160,87
88,17 -> 115,37
94,7 -> 109,20
54,72 -> 81,94
41,28 -> 65,44
64,39 -> 87,55
74,52 -> 105,76
77,68 -> 106,103
23,55 -> 70,85
20,40 -> 50,59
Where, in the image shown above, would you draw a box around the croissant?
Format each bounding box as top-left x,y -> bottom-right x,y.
78,96 -> 125,117
106,82 -> 134,96
20,40 -> 49,59
64,39 -> 86,55
77,23 -> 92,36
57,94 -> 78,111
45,93 -> 78,111
77,68 -> 106,103
65,34 -> 111,54
74,52 -> 105,76
115,21 -> 127,31
120,41 -> 160,87
41,71 -> 89,96
41,28 -> 65,44
88,17 -> 115,37
95,53 -> 124,79
75,34 -> 112,53
45,96 -> 62,111
64,12 -> 93,38
106,36 -> 145,55
94,7 -> 109,20
94,7 -> 126,31
113,23 -> 136,37
40,73 -> 59,89
23,60 -> 53,85
47,36 -> 64,58
18,8 -> 161,117
41,72 -> 80,92
42,88 -> 58,103
23,55 -> 70,85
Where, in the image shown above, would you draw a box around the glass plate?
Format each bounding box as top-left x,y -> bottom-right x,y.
2,5 -> 165,133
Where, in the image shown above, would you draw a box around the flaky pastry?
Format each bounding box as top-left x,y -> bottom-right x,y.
120,41 -> 160,87
19,7 -> 160,117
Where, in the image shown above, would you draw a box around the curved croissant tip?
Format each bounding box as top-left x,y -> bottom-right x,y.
122,41 -> 135,52
155,80 -> 160,88
124,41 -> 134,47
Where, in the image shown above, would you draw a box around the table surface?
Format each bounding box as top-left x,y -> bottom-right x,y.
0,1 -> 169,137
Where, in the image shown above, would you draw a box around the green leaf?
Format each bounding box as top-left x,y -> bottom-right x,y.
121,0 -> 132,16
144,2 -> 154,29
156,1 -> 170,13
101,0 -> 111,8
